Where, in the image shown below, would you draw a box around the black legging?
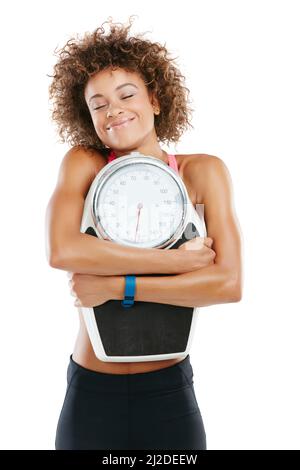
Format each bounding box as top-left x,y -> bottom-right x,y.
55,354 -> 206,450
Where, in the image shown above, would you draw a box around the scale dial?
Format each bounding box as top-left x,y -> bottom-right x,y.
92,155 -> 188,249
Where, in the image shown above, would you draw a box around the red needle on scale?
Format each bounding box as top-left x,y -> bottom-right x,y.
134,202 -> 143,242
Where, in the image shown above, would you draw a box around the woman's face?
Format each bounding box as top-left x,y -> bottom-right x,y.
84,67 -> 160,152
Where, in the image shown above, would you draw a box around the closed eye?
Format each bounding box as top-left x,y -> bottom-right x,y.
93,95 -> 134,111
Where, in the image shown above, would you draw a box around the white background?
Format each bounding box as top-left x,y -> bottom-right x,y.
0,0 -> 299,450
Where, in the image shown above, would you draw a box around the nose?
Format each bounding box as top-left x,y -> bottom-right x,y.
105,102 -> 119,117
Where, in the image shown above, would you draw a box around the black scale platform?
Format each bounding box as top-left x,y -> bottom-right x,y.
84,221 -> 200,357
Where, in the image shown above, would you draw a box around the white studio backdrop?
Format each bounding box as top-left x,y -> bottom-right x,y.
0,0 -> 299,450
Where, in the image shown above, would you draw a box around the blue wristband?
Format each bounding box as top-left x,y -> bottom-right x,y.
121,275 -> 136,308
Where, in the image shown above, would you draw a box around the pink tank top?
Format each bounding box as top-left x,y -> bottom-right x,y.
107,149 -> 179,174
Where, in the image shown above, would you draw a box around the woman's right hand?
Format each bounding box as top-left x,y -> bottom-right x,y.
174,236 -> 216,272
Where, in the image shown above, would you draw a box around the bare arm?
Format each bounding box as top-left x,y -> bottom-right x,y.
105,264 -> 238,308
45,146 -> 210,276
101,156 -> 243,307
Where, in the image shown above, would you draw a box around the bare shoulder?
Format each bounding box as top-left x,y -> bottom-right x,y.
65,145 -> 107,176
178,153 -> 227,203
177,152 -> 217,174
55,145 -> 107,198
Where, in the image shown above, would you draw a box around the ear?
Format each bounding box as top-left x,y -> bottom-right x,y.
149,90 -> 160,113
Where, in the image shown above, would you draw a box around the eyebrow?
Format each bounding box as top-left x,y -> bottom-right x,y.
88,83 -> 138,104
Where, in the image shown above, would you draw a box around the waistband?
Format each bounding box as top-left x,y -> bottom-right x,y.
67,354 -> 194,395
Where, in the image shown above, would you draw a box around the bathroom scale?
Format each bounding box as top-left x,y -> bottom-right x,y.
79,151 -> 207,362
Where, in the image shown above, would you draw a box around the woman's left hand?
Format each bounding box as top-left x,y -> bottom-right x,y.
67,272 -> 112,308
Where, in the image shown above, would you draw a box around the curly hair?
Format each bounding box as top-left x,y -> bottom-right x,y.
47,15 -> 194,156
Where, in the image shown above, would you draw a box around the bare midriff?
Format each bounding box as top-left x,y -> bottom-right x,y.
72,153 -> 200,375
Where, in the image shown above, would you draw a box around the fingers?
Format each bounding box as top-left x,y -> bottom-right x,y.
204,237 -> 213,247
178,236 -> 207,250
66,272 -> 79,304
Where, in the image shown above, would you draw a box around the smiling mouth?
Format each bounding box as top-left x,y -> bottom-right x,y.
107,117 -> 135,130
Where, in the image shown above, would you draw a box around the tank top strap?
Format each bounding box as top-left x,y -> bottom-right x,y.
107,149 -> 116,163
167,153 -> 179,174
107,150 -> 178,174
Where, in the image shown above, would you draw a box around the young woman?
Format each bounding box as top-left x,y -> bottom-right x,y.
46,16 -> 243,450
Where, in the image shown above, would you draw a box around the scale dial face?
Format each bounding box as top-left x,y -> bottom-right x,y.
92,159 -> 187,248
